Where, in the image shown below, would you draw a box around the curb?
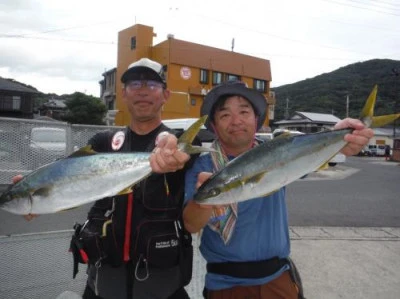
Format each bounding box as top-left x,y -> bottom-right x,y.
289,226 -> 400,241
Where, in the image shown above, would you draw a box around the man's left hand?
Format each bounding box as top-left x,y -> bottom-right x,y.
149,133 -> 190,173
334,118 -> 374,156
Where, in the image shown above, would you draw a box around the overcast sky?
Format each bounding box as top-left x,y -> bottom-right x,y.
0,0 -> 399,97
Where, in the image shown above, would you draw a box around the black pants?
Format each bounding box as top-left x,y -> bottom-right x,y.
83,283 -> 190,299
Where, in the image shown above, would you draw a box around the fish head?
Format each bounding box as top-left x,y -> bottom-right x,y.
193,181 -> 223,203
0,189 -> 14,206
193,171 -> 242,205
0,183 -> 33,215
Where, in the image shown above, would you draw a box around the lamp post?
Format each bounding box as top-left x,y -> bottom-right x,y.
391,68 -> 399,140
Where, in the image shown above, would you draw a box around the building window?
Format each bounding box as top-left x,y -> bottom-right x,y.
108,99 -> 115,110
110,72 -> 115,87
0,95 -> 21,111
130,37 -> 136,50
226,74 -> 240,82
200,69 -> 209,84
253,79 -> 266,92
212,72 -> 223,85
12,96 -> 21,110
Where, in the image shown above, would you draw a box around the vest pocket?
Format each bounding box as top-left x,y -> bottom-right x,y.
133,220 -> 180,269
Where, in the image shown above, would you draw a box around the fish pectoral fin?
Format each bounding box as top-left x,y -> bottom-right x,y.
244,172 -> 266,184
59,206 -> 78,212
117,186 -> 133,195
32,186 -> 51,197
68,145 -> 98,158
317,162 -> 330,171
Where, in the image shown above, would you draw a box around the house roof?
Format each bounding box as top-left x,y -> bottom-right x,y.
274,111 -> 341,125
374,128 -> 400,137
295,112 -> 341,123
0,77 -> 39,93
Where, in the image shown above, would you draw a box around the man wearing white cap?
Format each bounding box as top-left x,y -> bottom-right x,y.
76,58 -> 194,299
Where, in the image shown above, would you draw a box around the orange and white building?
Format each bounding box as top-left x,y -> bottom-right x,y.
100,24 -> 275,131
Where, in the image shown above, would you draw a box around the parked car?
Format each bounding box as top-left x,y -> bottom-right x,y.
356,146 -> 369,156
22,127 -> 67,169
0,130 -> 23,163
255,133 -> 274,142
365,144 -> 386,156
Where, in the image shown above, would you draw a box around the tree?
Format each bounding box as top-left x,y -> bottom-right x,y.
62,92 -> 107,125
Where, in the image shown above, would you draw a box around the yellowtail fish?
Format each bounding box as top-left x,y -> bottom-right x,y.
0,116 -> 209,214
194,86 -> 399,205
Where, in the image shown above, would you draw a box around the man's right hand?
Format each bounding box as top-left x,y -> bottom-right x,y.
12,175 -> 38,221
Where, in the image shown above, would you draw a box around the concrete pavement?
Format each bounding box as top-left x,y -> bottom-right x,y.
1,227 -> 400,298
188,226 -> 400,298
289,226 -> 400,299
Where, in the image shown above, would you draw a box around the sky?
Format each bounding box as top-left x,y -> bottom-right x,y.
0,0 -> 399,97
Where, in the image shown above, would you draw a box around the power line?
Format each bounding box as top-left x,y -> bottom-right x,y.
346,0 -> 400,11
0,34 -> 116,46
321,0 -> 400,16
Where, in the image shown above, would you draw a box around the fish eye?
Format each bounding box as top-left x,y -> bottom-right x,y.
209,189 -> 220,197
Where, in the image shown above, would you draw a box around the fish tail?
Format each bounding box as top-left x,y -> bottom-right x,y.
371,114 -> 400,128
177,115 -> 215,154
359,85 -> 400,128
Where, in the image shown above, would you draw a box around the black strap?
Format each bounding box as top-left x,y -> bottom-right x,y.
207,257 -> 289,279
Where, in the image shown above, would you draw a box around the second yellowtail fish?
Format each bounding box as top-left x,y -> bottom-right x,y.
194,86 -> 400,205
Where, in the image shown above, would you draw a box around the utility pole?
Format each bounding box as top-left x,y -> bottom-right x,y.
392,68 -> 399,139
346,94 -> 349,118
284,98 -> 289,119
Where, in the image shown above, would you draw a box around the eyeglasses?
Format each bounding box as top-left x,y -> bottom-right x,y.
126,80 -> 164,91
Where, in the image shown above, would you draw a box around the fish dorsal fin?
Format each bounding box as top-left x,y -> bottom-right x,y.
178,115 -> 208,145
274,132 -> 292,139
68,145 -> 97,158
177,116 -> 215,154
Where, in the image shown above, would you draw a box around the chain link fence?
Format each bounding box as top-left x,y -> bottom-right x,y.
0,231 -> 206,299
0,117 -> 124,186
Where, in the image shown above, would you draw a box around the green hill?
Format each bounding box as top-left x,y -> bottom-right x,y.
271,59 -> 400,122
